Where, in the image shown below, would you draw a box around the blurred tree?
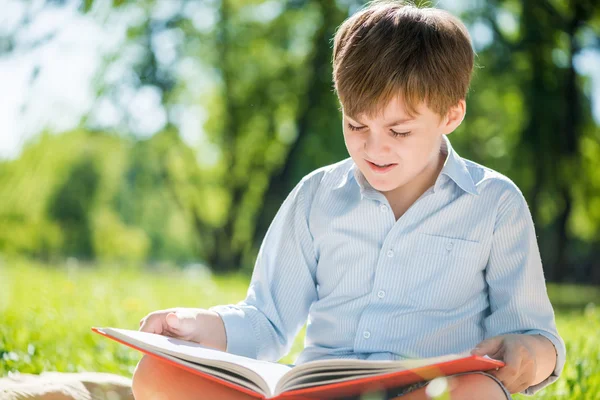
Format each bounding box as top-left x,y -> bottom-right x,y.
113,129 -> 199,263
253,0 -> 348,261
113,0 -> 351,272
47,156 -> 100,258
0,0 -> 599,282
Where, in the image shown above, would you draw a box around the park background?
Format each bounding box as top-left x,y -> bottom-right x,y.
0,0 -> 599,398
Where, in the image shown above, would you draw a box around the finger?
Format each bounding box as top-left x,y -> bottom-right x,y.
505,379 -> 526,394
165,311 -> 201,340
482,348 -> 503,360
139,312 -> 168,335
166,312 -> 181,327
508,377 -> 532,394
494,348 -> 522,388
471,337 -> 503,357
508,359 -> 536,394
486,367 -> 500,379
162,330 -> 177,338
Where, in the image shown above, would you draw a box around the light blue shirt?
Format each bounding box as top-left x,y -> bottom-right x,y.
210,135 -> 565,395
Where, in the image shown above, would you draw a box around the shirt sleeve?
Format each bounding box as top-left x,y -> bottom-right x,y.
483,188 -> 566,395
209,175 -> 319,362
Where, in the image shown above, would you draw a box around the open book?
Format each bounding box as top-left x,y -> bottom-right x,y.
92,327 -> 504,399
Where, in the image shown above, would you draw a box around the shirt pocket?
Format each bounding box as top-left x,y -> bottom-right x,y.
416,233 -> 482,258
407,233 -> 484,309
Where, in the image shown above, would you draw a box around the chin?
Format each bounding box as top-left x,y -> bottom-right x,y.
372,182 -> 400,193
365,175 -> 402,192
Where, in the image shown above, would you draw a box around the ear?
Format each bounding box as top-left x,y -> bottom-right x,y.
440,100 -> 466,134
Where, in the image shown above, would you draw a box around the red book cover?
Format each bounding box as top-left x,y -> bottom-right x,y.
92,327 -> 504,399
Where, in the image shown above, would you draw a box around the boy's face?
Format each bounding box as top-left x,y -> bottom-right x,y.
342,96 -> 464,195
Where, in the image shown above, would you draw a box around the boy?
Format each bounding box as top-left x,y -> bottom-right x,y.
133,1 -> 565,399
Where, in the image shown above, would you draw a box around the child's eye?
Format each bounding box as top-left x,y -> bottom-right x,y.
347,123 -> 411,138
347,123 -> 364,131
391,130 -> 411,137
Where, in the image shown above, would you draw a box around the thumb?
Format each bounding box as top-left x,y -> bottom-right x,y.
471,336 -> 503,357
166,311 -> 199,337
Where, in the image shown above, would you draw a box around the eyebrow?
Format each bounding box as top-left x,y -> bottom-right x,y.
347,116 -> 415,127
383,118 -> 415,127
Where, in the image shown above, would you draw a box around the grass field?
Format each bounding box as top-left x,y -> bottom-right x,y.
1,258 -> 599,399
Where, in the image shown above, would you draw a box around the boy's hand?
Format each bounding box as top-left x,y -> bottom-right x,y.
139,307 -> 227,352
470,334 -> 537,394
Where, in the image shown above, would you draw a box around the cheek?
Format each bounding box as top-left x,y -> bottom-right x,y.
343,133 -> 362,151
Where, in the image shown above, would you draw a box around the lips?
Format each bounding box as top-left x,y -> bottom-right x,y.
366,160 -> 397,173
371,162 -> 392,167
367,160 -> 396,167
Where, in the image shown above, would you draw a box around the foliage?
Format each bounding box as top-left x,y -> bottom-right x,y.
0,130 -> 200,264
0,0 -> 599,280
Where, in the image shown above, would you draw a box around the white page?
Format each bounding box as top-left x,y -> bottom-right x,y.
279,368 -> 383,392
97,327 -> 292,396
274,352 -> 471,394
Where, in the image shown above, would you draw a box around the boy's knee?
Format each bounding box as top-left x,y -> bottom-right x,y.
131,355 -> 169,400
446,373 -> 508,400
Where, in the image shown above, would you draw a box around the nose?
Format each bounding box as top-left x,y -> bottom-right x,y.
364,132 -> 390,156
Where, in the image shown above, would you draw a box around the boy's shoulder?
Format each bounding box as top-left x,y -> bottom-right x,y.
298,157 -> 354,190
463,158 -> 526,205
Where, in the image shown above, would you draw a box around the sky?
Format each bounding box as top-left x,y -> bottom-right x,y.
1,0 -> 599,161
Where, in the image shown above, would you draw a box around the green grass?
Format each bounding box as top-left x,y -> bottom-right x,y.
1,258 -> 599,399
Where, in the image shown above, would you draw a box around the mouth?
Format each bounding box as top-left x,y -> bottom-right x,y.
366,160 -> 398,174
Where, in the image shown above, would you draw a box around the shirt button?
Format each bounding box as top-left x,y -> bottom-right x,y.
446,241 -> 454,251
363,331 -> 371,339
377,290 -> 385,299
380,205 -> 388,213
386,250 -> 394,258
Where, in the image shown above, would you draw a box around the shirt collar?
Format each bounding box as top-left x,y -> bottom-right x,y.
434,134 -> 479,195
334,135 -> 479,196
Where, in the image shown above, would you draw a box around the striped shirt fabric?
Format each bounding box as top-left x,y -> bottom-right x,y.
210,134 -> 565,395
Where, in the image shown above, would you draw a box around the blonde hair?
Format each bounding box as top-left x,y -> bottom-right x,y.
332,0 -> 474,118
